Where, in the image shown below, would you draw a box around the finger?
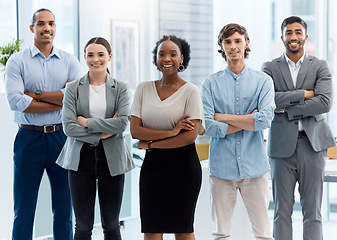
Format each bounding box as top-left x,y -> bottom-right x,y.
181,114 -> 191,120
113,111 -> 118,118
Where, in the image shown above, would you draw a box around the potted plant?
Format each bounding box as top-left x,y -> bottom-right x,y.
0,39 -> 23,71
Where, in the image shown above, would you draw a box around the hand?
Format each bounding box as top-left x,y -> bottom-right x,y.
137,140 -> 148,149
214,113 -> 226,122
77,116 -> 88,127
251,109 -> 258,114
171,115 -> 194,136
100,133 -> 113,139
304,90 -> 315,100
274,108 -> 287,114
113,111 -> 118,118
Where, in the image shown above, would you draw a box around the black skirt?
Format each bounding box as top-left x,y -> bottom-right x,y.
140,143 -> 202,233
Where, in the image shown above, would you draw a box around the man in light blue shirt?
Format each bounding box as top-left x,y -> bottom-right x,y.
5,8 -> 81,240
201,23 -> 275,240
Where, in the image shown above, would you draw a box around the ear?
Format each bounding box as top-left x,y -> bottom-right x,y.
305,34 -> 308,41
29,25 -> 34,33
180,55 -> 184,65
84,54 -> 86,60
108,53 -> 113,62
245,39 -> 250,49
281,35 -> 284,42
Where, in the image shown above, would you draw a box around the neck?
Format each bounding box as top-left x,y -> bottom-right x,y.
227,60 -> 245,75
285,50 -> 304,64
88,71 -> 107,86
161,72 -> 180,85
34,42 -> 53,58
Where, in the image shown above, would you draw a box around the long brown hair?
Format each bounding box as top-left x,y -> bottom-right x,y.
84,37 -> 112,74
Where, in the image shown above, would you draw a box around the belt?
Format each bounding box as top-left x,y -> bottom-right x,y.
19,124 -> 62,133
298,131 -> 307,138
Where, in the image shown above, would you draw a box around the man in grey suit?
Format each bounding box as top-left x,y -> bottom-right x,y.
262,16 -> 335,240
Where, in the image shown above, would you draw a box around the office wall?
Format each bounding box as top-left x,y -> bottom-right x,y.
0,0 -> 158,238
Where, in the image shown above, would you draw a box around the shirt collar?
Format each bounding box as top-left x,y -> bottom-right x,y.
284,52 -> 305,67
30,44 -> 61,59
225,65 -> 247,79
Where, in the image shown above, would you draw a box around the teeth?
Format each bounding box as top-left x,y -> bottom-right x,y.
92,64 -> 101,67
163,65 -> 172,68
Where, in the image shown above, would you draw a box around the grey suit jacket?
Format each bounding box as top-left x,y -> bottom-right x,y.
262,54 -> 335,158
56,73 -> 135,176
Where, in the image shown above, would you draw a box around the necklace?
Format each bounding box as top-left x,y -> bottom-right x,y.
161,79 -> 180,87
90,84 -> 105,94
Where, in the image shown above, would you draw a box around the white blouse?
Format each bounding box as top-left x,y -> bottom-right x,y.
89,83 -> 106,119
130,81 -> 205,135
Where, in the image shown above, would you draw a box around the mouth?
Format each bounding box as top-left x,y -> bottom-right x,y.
163,65 -> 173,68
91,64 -> 102,67
41,32 -> 52,37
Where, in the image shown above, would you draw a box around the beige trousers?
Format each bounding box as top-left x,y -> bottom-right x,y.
209,173 -> 274,240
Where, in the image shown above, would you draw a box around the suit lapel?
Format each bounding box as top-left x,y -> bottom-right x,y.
296,55 -> 312,89
78,73 -> 90,118
277,55 -> 295,90
105,75 -> 117,118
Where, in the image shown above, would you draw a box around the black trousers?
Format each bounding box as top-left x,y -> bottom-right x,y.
69,141 -> 125,240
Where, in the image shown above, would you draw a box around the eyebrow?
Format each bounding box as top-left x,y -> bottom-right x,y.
158,50 -> 178,52
36,20 -> 55,24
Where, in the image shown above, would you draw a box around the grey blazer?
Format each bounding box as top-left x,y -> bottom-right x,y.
56,73 -> 135,176
262,54 -> 335,158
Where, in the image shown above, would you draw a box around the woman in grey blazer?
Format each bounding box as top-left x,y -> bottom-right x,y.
57,37 -> 134,240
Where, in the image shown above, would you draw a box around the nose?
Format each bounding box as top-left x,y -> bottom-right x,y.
230,42 -> 236,50
163,54 -> 170,62
43,24 -> 50,32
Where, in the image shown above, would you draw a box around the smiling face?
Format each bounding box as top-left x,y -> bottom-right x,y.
85,43 -> 112,73
156,40 -> 183,75
29,10 -> 56,47
281,22 -> 308,55
221,31 -> 249,64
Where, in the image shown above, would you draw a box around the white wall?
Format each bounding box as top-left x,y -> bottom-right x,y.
212,0 -> 273,72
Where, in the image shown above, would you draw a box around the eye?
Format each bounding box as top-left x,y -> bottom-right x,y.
158,53 -> 164,57
99,53 -> 104,57
224,40 -> 231,45
49,22 -> 55,26
87,54 -> 93,57
37,23 -> 43,26
170,53 -> 176,57
235,40 -> 241,43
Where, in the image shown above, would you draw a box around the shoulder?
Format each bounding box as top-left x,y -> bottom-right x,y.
248,67 -> 271,80
54,47 -> 79,63
135,81 -> 153,91
202,69 -> 226,86
184,82 -> 200,94
7,48 -> 30,65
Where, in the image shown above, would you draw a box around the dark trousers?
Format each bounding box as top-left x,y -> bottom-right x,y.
12,127 -> 72,240
69,141 -> 125,240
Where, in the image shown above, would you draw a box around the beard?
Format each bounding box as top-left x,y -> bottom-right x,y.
284,41 -> 304,54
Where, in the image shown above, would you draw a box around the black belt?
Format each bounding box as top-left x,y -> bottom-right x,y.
298,131 -> 307,138
19,124 -> 62,133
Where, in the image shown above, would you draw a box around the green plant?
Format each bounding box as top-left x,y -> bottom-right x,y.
0,39 -> 23,68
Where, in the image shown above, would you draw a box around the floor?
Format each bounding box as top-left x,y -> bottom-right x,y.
89,213 -> 337,240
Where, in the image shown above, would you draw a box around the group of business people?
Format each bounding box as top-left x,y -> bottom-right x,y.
4,7 -> 334,240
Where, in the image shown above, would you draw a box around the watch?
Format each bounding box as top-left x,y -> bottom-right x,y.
279,108 -> 285,113
35,90 -> 42,96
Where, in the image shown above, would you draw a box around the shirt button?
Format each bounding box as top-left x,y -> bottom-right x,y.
237,82 -> 239,85
236,113 -> 239,115
237,142 -> 240,144
236,98 -> 239,101
238,156 -> 241,159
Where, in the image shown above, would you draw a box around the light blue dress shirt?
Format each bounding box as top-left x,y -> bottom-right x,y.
201,66 -> 275,180
5,45 -> 82,125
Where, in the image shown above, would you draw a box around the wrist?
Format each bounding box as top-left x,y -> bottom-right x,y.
147,140 -> 153,150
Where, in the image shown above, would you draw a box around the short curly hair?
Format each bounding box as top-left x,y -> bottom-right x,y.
152,35 -> 191,71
